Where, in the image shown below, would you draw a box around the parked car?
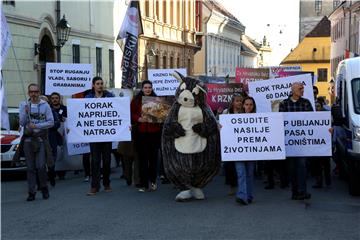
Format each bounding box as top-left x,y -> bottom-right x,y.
1,108 -> 26,172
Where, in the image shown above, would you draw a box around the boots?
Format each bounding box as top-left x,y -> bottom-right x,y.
26,192 -> 36,201
41,187 -> 50,199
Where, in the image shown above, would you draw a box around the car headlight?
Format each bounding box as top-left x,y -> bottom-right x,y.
13,144 -> 19,151
353,126 -> 360,141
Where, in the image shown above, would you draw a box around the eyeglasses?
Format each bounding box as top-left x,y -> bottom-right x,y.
29,90 -> 39,93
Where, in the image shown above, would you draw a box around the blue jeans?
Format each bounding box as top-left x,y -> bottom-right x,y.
288,157 -> 307,194
235,161 -> 255,201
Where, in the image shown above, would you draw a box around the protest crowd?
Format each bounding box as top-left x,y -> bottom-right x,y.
14,70 -> 342,206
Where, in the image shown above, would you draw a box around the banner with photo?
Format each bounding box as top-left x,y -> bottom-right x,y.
219,113 -> 286,161
235,67 -> 269,93
248,74 -> 315,112
45,63 -> 93,96
283,112 -> 332,157
66,97 -> 131,143
148,68 -> 187,96
206,83 -> 246,111
141,96 -> 174,123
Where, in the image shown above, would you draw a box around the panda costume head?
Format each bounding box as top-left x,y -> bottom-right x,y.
162,71 -> 221,202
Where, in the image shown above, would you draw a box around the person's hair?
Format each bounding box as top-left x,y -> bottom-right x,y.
291,82 -> 303,92
313,86 -> 319,94
28,83 -> 39,91
92,76 -> 103,85
228,93 -> 245,114
141,80 -> 152,88
50,92 -> 61,98
135,80 -> 156,99
242,96 -> 256,113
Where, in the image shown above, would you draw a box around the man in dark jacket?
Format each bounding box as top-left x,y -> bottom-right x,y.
279,82 -> 314,200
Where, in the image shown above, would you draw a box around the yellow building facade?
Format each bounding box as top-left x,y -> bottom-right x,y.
138,0 -> 200,81
281,17 -> 331,103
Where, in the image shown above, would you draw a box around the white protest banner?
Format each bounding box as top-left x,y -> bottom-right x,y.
66,97 -> 131,143
148,68 -> 187,96
45,63 -> 93,96
67,141 -> 118,156
283,112 -> 332,157
219,113 -> 286,161
248,74 -> 315,112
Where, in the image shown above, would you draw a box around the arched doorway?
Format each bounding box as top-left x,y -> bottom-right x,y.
38,35 -> 55,93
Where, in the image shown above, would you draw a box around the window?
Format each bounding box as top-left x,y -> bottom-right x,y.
3,0 -> 15,6
170,0 -> 173,25
72,44 -> 80,63
317,68 -> 328,82
155,0 -> 159,20
145,0 -> 149,17
352,78 -> 360,114
170,56 -> 174,68
333,0 -> 340,10
315,0 -> 322,14
187,59 -> 191,75
96,47 -> 102,77
163,0 -> 167,23
109,49 -> 114,88
177,57 -> 180,68
162,56 -> 167,69
155,55 -> 159,68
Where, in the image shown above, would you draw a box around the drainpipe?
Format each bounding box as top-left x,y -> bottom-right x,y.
203,3 -> 212,76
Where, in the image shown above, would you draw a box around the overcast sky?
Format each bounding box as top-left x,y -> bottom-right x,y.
220,0 -> 300,65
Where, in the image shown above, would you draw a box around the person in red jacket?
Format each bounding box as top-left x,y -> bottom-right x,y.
131,80 -> 162,192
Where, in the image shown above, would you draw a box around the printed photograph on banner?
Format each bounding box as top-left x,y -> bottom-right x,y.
219,112 -> 286,161
141,96 -> 175,123
283,111 -> 332,157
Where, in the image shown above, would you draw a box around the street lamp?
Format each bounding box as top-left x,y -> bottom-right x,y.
56,14 -> 71,47
34,14 -> 71,62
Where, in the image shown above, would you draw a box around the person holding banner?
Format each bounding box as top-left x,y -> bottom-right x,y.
220,93 -> 244,196
279,82 -> 313,200
85,77 -> 115,196
131,80 -> 162,192
234,96 -> 257,205
19,84 -> 54,201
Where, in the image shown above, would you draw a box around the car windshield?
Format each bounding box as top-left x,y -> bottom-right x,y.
352,78 -> 360,114
9,112 -> 20,131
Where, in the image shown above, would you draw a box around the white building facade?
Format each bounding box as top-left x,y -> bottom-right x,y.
2,0 -> 124,107
193,0 -> 244,78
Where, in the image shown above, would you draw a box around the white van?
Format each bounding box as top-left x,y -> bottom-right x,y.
333,56 -> 360,196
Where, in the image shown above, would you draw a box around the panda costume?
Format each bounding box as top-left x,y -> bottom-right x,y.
162,71 -> 221,201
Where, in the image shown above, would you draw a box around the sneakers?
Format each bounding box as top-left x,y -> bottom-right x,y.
150,183 -> 157,191
236,197 -> 248,205
83,176 -> 90,182
41,188 -> 50,200
138,188 -> 146,193
104,186 -> 112,192
26,192 -> 36,201
87,188 -> 98,196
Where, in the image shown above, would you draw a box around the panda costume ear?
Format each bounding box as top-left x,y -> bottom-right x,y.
172,71 -> 184,83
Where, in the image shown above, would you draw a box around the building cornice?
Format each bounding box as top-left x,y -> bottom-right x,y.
5,13 -> 114,43
281,60 -> 330,64
207,33 -> 241,45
